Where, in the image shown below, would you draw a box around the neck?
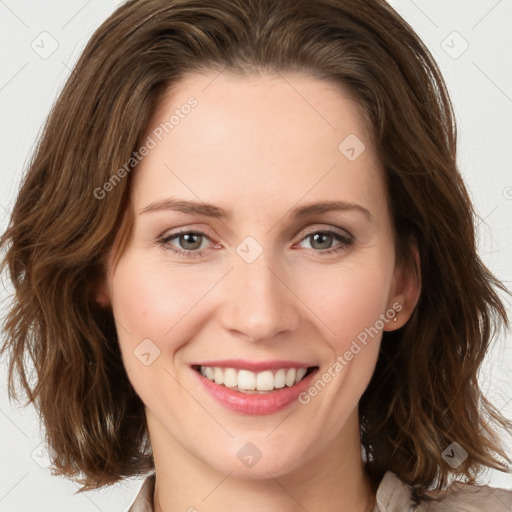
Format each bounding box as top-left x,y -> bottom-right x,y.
150,409 -> 376,512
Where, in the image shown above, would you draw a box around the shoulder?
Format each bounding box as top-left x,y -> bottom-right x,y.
126,470 -> 512,512
375,471 -> 512,512
418,478 -> 512,512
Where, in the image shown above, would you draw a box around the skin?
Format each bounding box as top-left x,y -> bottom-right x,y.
97,71 -> 420,512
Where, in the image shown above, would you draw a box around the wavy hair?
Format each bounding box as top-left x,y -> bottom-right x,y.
1,0 -> 511,494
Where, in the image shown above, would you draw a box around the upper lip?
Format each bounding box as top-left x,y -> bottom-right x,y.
191,359 -> 317,372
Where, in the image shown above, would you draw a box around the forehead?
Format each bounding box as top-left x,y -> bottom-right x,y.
131,71 -> 385,218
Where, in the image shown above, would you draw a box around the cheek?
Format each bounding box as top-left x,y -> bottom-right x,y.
111,262 -> 167,342
109,252 -> 225,387
109,254 -> 182,375
294,257 -> 394,351
109,254 -> 201,413
111,253 -> 208,343
112,247 -> 394,356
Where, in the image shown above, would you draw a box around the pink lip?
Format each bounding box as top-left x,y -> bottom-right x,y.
190,359 -> 313,372
191,365 -> 319,415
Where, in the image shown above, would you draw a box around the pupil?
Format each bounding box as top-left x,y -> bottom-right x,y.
312,233 -> 332,250
181,233 -> 201,250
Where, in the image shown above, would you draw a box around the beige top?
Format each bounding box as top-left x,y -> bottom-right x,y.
127,471 -> 512,511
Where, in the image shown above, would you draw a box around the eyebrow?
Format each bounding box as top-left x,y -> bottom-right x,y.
139,197 -> 374,222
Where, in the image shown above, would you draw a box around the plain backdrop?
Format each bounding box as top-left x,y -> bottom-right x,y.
0,0 -> 511,510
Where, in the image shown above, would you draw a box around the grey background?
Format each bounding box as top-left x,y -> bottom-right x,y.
0,0 -> 511,510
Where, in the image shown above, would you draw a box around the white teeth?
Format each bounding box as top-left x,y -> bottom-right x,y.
295,367 -> 307,383
256,370 -> 274,391
237,370 -> 256,390
223,367 -> 238,388
285,368 -> 296,387
198,365 -> 312,392
274,369 -> 286,388
214,367 -> 224,385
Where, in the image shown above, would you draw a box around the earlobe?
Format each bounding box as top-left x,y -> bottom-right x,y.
94,251 -> 115,308
95,277 -> 111,308
385,293 -> 405,330
385,245 -> 421,331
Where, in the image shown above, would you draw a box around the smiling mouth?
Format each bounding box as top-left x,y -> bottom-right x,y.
191,365 -> 319,394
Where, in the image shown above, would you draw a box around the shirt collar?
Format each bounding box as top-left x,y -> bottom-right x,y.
127,470 -> 417,512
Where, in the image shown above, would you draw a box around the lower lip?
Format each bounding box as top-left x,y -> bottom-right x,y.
192,367 -> 318,415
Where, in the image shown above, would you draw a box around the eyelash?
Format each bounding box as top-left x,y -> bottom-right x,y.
158,228 -> 354,258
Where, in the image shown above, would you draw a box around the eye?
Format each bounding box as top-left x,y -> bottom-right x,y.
159,230 -> 215,258
158,227 -> 354,259
296,229 -> 354,255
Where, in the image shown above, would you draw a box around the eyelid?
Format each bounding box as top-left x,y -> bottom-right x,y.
160,223 -> 353,244
158,223 -> 355,257
296,224 -> 354,241
160,225 -> 216,240
160,228 -> 219,248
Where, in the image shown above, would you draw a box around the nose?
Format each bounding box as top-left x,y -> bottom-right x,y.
218,247 -> 300,343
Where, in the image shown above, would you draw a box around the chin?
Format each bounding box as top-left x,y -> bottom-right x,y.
199,437 -> 310,480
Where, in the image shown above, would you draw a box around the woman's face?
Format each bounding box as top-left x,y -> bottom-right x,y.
99,71 -> 418,479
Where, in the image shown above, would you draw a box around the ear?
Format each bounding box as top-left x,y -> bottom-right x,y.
93,249 -> 117,308
93,256 -> 114,309
384,244 -> 421,331
95,275 -> 112,308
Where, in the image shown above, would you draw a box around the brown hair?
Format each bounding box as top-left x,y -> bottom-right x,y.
1,0 -> 510,494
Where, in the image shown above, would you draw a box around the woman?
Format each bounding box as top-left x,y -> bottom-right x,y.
1,0 -> 511,511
